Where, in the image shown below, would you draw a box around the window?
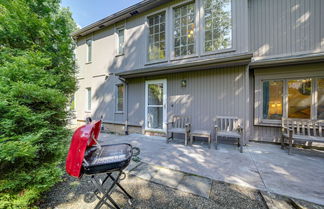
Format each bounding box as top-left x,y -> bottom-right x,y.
86,39 -> 92,63
148,12 -> 166,61
259,77 -> 324,123
86,88 -> 91,111
203,0 -> 232,52
173,3 -> 195,57
287,79 -> 312,119
318,79 -> 324,119
263,81 -> 283,120
117,27 -> 125,55
116,84 -> 124,112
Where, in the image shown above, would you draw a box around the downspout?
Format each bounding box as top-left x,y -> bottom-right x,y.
118,77 -> 129,135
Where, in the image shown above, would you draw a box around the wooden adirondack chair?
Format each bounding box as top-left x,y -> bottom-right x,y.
214,116 -> 243,153
166,115 -> 191,146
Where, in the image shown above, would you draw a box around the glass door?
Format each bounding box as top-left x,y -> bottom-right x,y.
145,79 -> 167,132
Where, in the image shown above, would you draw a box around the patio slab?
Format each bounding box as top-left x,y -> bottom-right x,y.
177,175 -> 212,198
100,133 -> 324,206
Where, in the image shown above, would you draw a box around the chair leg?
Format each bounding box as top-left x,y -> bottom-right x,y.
281,135 -> 285,149
239,137 -> 243,153
288,137 -> 292,155
215,135 -> 218,150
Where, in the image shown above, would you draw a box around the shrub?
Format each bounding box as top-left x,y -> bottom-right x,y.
0,0 -> 77,208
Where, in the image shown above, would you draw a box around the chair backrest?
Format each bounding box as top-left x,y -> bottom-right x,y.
215,116 -> 240,132
282,118 -> 324,137
172,115 -> 190,128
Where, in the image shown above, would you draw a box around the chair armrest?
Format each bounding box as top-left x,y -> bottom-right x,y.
166,122 -> 173,129
237,124 -> 243,134
185,123 -> 191,132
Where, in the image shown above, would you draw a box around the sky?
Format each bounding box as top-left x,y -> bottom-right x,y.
61,0 -> 142,28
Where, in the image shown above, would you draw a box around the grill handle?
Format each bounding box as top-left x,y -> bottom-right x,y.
132,147 -> 140,157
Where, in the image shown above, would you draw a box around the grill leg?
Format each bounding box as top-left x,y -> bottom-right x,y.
110,175 -> 133,200
91,174 -> 121,209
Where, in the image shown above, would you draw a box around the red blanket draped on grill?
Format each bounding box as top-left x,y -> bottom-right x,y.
66,120 -> 102,178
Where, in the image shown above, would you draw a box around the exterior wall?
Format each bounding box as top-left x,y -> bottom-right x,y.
126,65 -> 249,142
73,0 -> 324,143
74,0 -> 249,124
249,0 -> 324,60
250,62 -> 324,142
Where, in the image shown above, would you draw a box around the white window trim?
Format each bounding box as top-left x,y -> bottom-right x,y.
145,8 -> 169,65
170,0 -> 199,60
144,79 -> 167,133
200,0 -> 235,56
85,87 -> 92,113
115,84 -> 124,114
255,75 -> 324,127
85,37 -> 93,64
115,25 -> 125,56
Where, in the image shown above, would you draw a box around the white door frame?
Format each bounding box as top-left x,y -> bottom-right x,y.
145,79 -> 167,132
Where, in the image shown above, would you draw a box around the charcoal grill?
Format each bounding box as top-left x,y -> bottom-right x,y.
66,120 -> 140,209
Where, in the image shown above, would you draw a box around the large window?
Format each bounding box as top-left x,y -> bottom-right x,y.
86,88 -> 91,111
287,79 -> 312,119
318,79 -> 324,119
86,39 -> 92,63
148,12 -> 166,61
263,81 -> 283,120
203,0 -> 232,52
117,27 -> 125,55
261,78 -> 324,121
173,3 -> 195,57
116,84 -> 124,112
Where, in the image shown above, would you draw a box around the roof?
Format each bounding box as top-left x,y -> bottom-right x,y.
72,0 -> 173,39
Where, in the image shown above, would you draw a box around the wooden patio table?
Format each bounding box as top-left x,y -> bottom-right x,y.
190,130 -> 212,149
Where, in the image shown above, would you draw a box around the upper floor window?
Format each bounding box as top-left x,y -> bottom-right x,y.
86,87 -> 91,111
116,84 -> 124,112
203,0 -> 232,52
148,12 -> 166,62
86,39 -> 92,63
117,27 -> 125,55
173,3 -> 195,57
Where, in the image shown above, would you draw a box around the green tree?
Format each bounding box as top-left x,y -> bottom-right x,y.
0,0 -> 77,208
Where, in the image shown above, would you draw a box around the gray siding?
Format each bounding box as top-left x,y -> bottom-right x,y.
250,62 -> 324,142
126,65 -> 249,141
249,0 -> 324,59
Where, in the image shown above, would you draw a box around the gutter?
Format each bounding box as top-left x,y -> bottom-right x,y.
250,52 -> 324,68
72,0 -> 172,39
116,52 -> 253,78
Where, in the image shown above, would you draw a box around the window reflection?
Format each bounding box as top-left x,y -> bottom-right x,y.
288,79 -> 312,119
263,81 -> 283,119
318,78 -> 324,119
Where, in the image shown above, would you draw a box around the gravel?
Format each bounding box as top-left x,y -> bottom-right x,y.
39,173 -> 268,209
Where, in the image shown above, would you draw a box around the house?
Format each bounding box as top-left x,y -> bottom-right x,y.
72,0 -> 324,144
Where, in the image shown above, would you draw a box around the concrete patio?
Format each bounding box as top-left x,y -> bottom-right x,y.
100,133 -> 324,206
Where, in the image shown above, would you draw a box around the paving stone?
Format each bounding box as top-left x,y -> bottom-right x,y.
151,167 -> 185,188
177,175 -> 212,198
260,191 -> 294,209
124,161 -> 142,173
129,163 -> 158,181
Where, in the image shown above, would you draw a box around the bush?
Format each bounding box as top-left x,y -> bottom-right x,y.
0,0 -> 77,208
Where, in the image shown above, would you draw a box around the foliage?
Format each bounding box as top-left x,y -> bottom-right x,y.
0,0 -> 77,208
